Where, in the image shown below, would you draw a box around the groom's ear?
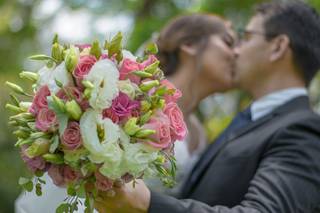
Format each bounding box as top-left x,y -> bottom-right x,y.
269,34 -> 290,62
180,43 -> 198,56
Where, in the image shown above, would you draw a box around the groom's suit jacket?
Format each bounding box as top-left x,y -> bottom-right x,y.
149,96 -> 320,213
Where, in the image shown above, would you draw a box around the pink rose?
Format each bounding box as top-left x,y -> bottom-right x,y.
73,55 -> 97,87
102,108 -> 119,124
95,171 -> 113,192
29,85 -> 51,115
160,79 -> 182,103
56,86 -> 89,111
105,92 -> 140,122
119,58 -> 142,84
48,165 -> 65,187
61,121 -> 82,150
164,102 -> 187,141
141,55 -> 158,68
20,146 -> 47,173
142,111 -> 172,149
63,166 -> 81,183
35,108 -> 58,132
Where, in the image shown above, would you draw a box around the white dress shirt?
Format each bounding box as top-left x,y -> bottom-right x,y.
250,87 -> 308,121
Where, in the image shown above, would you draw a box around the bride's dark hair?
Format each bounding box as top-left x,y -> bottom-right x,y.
156,14 -> 228,76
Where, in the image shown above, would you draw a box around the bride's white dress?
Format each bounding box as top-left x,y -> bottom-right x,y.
15,173 -> 97,213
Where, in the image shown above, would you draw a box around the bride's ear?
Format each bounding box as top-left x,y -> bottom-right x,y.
180,43 -> 197,56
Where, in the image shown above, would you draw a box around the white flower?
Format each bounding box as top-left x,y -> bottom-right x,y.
117,79 -> 138,99
118,128 -> 158,177
80,110 -> 124,179
84,59 -> 119,111
37,62 -> 72,94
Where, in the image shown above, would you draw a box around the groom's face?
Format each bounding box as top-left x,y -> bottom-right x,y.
233,15 -> 272,90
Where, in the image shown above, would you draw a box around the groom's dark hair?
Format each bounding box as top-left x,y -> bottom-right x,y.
255,0 -> 320,86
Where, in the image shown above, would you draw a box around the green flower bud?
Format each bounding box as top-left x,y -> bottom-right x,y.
140,110 -> 153,125
43,153 -> 64,164
132,71 -> 153,78
13,129 -> 30,139
134,129 -> 156,138
19,71 -> 39,82
51,42 -> 64,62
5,81 -> 25,95
123,117 -> 140,136
139,80 -> 160,92
11,112 -> 34,121
52,94 -> 65,112
8,120 -> 19,127
155,86 -> 168,96
140,100 -> 151,113
6,104 -> 23,113
65,100 -> 82,121
25,138 -> 50,158
82,80 -> 94,89
144,61 -> 160,74
65,47 -> 78,73
30,132 -> 50,140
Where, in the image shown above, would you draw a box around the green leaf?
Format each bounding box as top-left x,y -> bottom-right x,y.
76,182 -> 86,198
67,184 -> 76,196
35,170 -> 44,177
38,178 -> 46,184
48,96 -> 69,135
56,203 -> 70,213
105,32 -> 123,62
90,40 -> 102,59
35,183 -> 42,196
50,135 -> 60,153
18,177 -> 30,185
24,181 -> 34,192
52,33 -> 59,44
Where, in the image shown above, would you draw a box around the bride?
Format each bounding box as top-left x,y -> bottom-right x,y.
149,13 -> 235,194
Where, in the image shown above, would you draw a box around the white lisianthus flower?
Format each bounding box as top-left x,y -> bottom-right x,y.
84,59 -> 119,111
119,128 -> 158,178
117,79 -> 137,99
37,62 -> 72,94
80,110 -> 123,178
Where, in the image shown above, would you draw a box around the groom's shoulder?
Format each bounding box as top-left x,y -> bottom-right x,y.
271,108 -> 320,146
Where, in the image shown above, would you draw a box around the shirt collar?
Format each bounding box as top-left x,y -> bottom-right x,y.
250,87 -> 308,121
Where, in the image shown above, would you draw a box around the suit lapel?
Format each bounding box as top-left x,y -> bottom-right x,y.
181,113 -> 275,197
181,96 -> 310,197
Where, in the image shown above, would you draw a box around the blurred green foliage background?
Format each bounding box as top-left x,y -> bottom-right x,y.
1,0 -> 320,212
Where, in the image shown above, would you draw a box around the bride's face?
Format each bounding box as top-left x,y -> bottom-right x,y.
196,30 -> 236,93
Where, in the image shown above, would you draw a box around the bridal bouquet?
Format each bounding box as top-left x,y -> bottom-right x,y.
6,33 -> 187,212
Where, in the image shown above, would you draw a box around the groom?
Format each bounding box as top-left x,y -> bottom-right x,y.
94,1 -> 320,212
